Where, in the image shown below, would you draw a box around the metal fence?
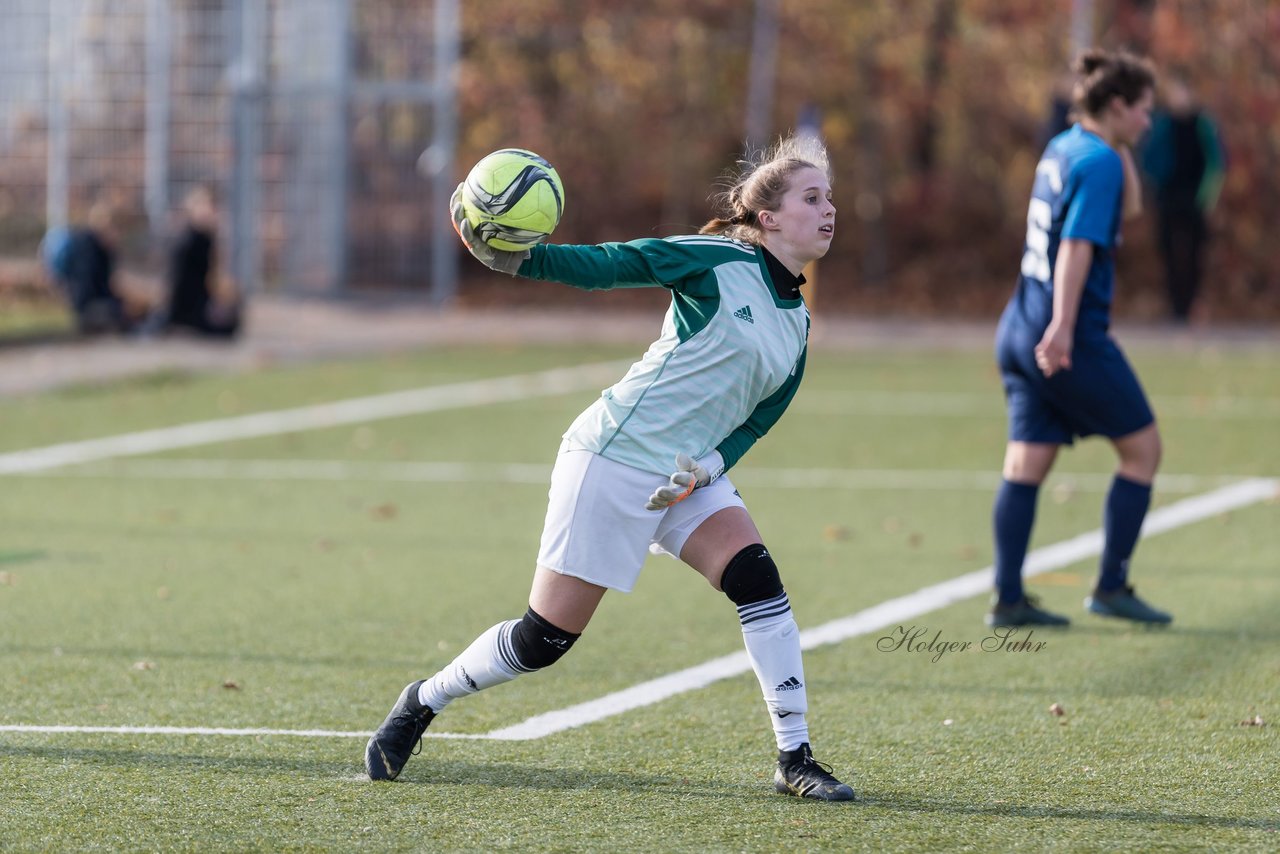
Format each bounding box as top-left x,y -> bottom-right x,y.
0,0 -> 458,301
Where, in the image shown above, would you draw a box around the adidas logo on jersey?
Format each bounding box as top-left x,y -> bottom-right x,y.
733,305 -> 755,324
775,676 -> 803,692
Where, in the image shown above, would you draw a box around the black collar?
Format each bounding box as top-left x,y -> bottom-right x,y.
760,247 -> 805,300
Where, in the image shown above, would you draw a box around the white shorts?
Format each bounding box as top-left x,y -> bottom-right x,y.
536,449 -> 747,593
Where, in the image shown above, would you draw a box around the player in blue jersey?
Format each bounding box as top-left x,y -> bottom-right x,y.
989,49 -> 1173,628
366,135 -> 856,801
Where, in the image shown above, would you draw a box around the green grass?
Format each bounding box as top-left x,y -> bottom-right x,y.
0,298 -> 73,337
1,340 -> 1277,851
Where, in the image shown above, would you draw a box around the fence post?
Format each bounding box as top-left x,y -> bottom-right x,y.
45,0 -> 69,229
743,0 -> 778,153
1071,0 -> 1094,58
229,0 -> 265,296
329,0 -> 353,296
429,0 -> 460,306
144,0 -> 172,237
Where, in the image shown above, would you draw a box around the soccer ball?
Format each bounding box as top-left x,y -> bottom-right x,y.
461,149 -> 565,252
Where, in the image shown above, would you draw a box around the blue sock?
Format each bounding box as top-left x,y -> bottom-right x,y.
993,480 -> 1040,605
1098,475 -> 1152,592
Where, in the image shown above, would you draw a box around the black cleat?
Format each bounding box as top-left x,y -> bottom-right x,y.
986,594 -> 1071,628
1085,585 -> 1173,624
365,680 -> 436,781
774,743 -> 856,801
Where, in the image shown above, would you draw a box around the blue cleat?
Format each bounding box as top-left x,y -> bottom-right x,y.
1085,585 -> 1173,624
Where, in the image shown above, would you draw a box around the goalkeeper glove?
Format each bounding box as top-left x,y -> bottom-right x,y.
449,183 -> 529,276
645,451 -> 725,511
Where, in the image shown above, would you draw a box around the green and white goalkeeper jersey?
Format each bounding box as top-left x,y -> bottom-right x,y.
520,234 -> 810,476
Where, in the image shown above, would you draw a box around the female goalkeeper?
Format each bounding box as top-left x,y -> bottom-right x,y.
366,134 -> 854,801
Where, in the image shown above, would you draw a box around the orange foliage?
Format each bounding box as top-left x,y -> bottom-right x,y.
452,0 -> 1280,321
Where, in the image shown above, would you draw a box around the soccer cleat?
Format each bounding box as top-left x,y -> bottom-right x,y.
365,680 -> 436,781
986,594 -> 1070,628
774,743 -> 856,801
1085,585 -> 1173,624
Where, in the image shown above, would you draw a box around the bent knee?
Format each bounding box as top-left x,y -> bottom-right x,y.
719,544 -> 784,606
1002,442 -> 1059,484
1116,425 -> 1162,480
510,607 -> 581,670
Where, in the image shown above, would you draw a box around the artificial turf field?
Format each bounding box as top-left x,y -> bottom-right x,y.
1,337 -> 1276,852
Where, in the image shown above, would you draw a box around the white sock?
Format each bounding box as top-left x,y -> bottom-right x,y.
737,592 -> 810,751
418,620 -> 526,712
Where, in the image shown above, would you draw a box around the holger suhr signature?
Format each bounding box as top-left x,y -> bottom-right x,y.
876,624 -> 1048,663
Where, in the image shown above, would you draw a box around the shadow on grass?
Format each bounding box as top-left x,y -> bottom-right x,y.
1060,593 -> 1280,699
1141,624 -> 1280,641
0,642 -> 424,672
0,742 -> 353,779
0,743 -> 745,799
861,679 -> 1057,699
0,329 -> 79,349
394,759 -> 746,799
0,551 -> 48,567
1058,623 -> 1280,648
866,791 -> 1280,833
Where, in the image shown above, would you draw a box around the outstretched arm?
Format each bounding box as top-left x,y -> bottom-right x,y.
451,185 -> 716,292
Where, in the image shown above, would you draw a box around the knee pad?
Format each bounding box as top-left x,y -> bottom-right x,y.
720,543 -> 784,607
509,607 -> 580,671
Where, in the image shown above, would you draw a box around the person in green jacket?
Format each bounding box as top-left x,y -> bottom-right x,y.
366,134 -> 855,801
1142,73 -> 1226,323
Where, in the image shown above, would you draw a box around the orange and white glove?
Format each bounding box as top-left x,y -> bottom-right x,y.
645,451 -> 725,511
449,184 -> 529,276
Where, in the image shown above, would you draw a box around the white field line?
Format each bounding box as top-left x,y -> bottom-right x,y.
483,478 -> 1277,740
0,724 -> 485,740
22,457 -> 1268,495
2,381 -> 1269,477
24,459 -> 555,485
793,391 -> 1280,419
0,360 -> 629,475
5,478 -> 1273,743
23,459 -> 549,485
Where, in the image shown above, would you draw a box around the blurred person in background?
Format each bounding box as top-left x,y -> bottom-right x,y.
989,49 -> 1173,629
365,134 -> 857,802
1141,73 -> 1225,324
60,200 -> 135,335
1038,71 -> 1077,150
146,186 -> 241,338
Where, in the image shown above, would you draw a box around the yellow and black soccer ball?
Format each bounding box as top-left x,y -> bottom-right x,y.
461,149 -> 565,251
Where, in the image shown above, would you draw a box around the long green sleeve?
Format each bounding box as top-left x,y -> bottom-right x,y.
519,239 -> 722,296
1196,115 -> 1226,213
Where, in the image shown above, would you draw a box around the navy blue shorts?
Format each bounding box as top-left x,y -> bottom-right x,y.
995,308 -> 1155,445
